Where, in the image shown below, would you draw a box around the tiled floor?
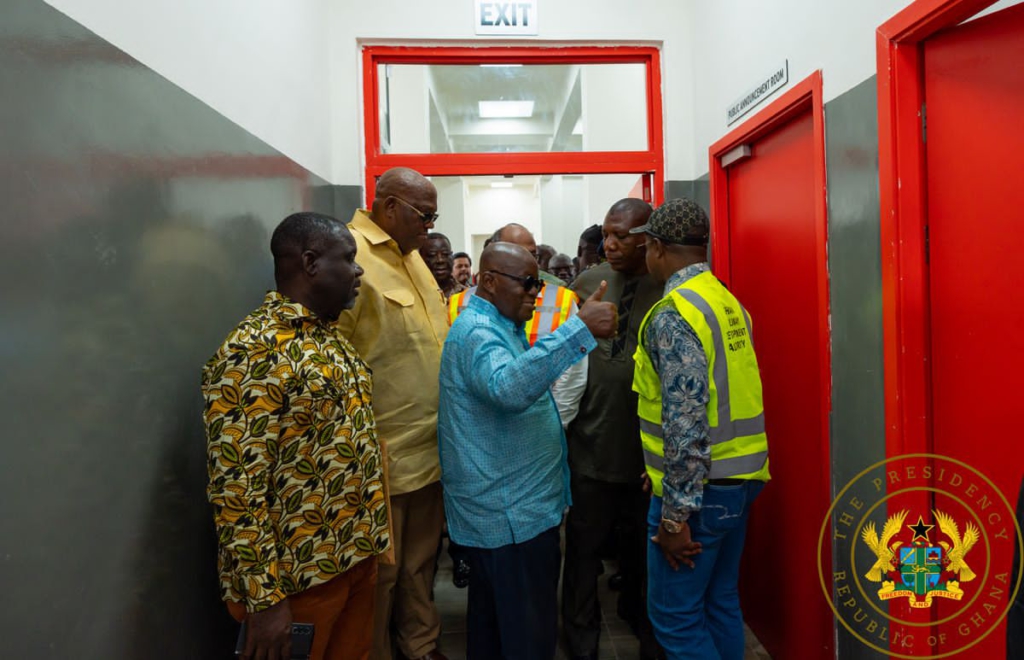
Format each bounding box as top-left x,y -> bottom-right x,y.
432,539 -> 771,660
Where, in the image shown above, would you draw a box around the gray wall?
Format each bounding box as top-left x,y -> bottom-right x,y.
313,184 -> 365,222
665,176 -> 710,215
824,75 -> 889,659
0,1 -> 349,656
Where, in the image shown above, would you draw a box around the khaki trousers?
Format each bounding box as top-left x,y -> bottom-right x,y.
228,555 -> 377,660
372,481 -> 444,659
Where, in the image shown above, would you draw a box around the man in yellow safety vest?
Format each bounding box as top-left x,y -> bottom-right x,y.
630,197 -> 770,659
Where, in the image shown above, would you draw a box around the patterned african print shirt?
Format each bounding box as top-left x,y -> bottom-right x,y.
202,291 -> 389,612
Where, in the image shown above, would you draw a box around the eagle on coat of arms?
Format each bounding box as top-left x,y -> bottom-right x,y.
859,508 -> 979,608
861,509 -> 908,581
933,508 -> 980,582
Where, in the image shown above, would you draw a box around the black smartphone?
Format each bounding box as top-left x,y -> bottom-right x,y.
234,621 -> 315,659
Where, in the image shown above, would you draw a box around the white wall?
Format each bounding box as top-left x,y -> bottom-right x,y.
464,182 -> 542,263
433,177 -> 465,253
385,65 -> 430,153
581,64 -> 647,152
690,0 -> 1023,177
46,0 -> 335,181
690,0 -> 929,176
540,175 -> 586,257
46,0 -> 1020,188
584,174 -> 643,235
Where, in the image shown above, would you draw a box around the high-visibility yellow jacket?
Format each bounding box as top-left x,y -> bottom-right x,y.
632,271 -> 770,497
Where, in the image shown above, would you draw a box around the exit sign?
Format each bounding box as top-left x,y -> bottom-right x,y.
475,0 -> 538,36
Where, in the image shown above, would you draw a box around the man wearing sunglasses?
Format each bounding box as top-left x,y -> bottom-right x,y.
448,223 -> 587,430
438,242 -> 617,659
338,167 -> 450,660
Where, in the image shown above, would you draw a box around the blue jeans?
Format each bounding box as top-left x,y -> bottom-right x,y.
647,480 -> 764,660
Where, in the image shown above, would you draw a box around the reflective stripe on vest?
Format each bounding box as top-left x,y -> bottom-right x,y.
526,284 -> 574,345
447,291 -> 463,326
640,289 -> 766,446
633,272 -> 769,493
450,284 -> 576,346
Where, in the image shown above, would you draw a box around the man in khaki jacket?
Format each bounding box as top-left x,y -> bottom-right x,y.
338,168 -> 449,660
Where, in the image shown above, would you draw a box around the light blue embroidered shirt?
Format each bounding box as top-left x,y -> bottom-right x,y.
438,294 -> 597,549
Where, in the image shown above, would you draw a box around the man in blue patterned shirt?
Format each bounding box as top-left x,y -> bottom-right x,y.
438,243 -> 617,659
631,198 -> 770,659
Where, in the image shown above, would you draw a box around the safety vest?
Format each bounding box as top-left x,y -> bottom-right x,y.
448,284 -> 576,346
632,271 -> 770,496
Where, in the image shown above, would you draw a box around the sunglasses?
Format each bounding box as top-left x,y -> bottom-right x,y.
487,270 -> 543,292
388,195 -> 440,225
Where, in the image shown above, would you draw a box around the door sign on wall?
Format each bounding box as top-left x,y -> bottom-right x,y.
727,60 -> 789,125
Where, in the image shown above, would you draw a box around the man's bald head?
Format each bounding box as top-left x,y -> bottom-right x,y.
375,167 -> 431,201
370,167 -> 438,254
480,242 -> 534,274
607,198 -> 653,224
477,243 -> 540,323
494,223 -> 539,261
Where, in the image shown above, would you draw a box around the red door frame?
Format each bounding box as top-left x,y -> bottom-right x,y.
876,0 -> 999,458
708,70 -> 831,449
361,45 -> 664,205
706,70 -> 831,655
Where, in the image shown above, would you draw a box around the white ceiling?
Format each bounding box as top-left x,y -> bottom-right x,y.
426,64 -> 582,153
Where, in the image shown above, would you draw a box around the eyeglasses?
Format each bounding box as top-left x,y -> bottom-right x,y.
388,196 -> 439,225
486,270 -> 543,292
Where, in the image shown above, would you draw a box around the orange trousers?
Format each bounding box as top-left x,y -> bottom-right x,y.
228,556 -> 378,660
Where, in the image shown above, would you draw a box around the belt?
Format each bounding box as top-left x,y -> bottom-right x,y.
706,478 -> 745,486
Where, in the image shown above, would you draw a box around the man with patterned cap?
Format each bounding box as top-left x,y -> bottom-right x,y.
630,198 -> 770,659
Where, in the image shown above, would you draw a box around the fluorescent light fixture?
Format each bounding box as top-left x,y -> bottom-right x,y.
490,182 -> 514,189
479,100 -> 534,118
480,64 -> 523,68
572,118 -> 583,135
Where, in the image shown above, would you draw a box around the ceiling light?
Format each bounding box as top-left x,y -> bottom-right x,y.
479,100 -> 534,118
490,182 -> 514,188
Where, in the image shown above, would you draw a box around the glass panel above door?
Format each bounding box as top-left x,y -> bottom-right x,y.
378,63 -> 649,154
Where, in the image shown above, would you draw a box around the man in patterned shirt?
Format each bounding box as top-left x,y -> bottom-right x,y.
631,198 -> 770,659
438,242 -> 617,658
202,212 -> 389,660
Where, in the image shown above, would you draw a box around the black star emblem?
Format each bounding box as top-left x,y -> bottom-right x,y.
907,515 -> 934,543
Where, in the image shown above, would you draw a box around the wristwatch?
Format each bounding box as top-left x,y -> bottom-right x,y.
660,518 -> 684,534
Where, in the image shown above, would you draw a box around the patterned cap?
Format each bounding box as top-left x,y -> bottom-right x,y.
629,197 -> 709,246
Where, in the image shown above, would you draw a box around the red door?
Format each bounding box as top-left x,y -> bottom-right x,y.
923,6 -> 1024,657
717,97 -> 832,657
